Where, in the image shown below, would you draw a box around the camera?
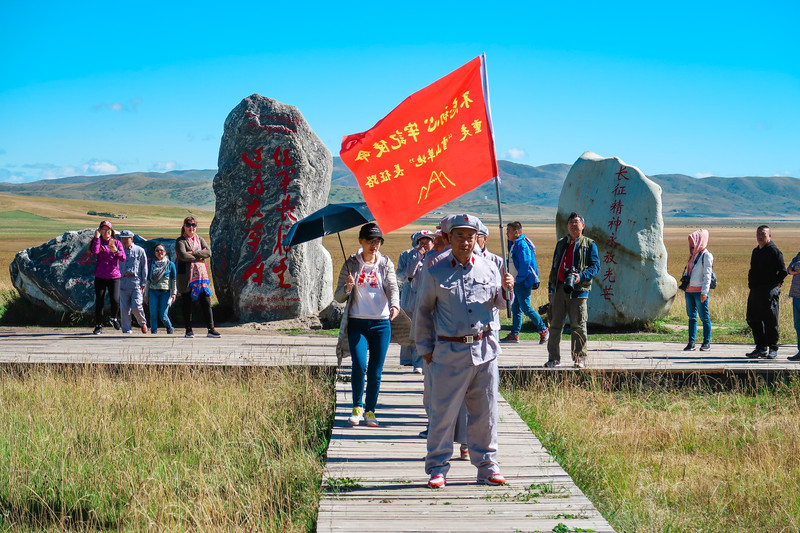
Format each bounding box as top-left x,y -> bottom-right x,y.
563,267 -> 579,294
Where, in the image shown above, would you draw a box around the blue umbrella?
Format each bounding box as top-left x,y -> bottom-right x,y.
282,202 -> 374,258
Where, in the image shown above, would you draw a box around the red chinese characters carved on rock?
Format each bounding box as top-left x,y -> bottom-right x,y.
601,165 -> 629,300
240,144 -> 296,289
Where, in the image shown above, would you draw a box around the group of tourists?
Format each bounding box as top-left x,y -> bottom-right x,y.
334,214 -> 800,490
90,217 -> 220,338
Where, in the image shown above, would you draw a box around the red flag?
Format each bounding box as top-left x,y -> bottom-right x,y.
340,55 -> 498,234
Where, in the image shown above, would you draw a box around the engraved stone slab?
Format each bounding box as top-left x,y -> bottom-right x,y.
556,151 -> 677,327
210,94 -> 333,322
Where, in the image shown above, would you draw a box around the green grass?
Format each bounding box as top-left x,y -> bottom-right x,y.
0,365 -> 335,532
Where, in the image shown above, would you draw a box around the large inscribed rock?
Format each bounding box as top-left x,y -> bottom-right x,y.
556,151 -> 677,327
210,94 -> 333,322
9,230 -> 160,314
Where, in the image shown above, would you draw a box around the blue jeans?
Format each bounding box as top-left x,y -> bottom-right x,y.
511,283 -> 546,336
685,292 -> 711,344
348,317 -> 391,413
148,289 -> 173,333
793,297 -> 800,351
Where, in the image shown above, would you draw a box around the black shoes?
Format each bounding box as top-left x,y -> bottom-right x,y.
110,318 -> 121,330
746,349 -> 768,359
207,328 -> 221,338
699,341 -> 710,351
92,325 -> 102,335
683,343 -> 696,351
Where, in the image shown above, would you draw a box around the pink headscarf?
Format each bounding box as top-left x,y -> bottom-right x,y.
687,229 -> 709,275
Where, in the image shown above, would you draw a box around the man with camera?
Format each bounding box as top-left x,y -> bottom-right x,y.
545,212 -> 600,368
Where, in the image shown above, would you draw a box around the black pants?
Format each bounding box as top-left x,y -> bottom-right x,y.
94,277 -> 120,326
746,286 -> 780,351
180,292 -> 214,331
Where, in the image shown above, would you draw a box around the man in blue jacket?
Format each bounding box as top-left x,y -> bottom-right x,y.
545,213 -> 601,368
501,221 -> 549,344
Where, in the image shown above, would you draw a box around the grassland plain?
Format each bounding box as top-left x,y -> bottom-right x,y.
0,364 -> 334,532
4,195 -> 800,532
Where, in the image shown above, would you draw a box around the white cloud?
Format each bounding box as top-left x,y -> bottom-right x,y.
82,160 -> 119,175
695,172 -> 713,178
502,148 -> 527,161
93,97 -> 142,113
152,160 -> 178,171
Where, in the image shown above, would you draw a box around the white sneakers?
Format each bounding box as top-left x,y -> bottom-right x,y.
348,407 -> 364,425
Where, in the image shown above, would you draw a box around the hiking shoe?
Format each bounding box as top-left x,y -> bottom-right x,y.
166,327 -> 174,334
699,341 -> 711,351
459,443 -> 469,460
413,367 -> 423,374
185,328 -> 194,338
745,349 -> 767,359
500,334 -> 519,343
418,429 -> 428,438
110,318 -> 121,330
574,358 -> 585,369
788,352 -> 800,362
92,325 -> 102,335
141,324 -> 148,334
207,328 -> 221,338
683,342 -> 696,351
364,411 -> 378,427
348,407 -> 364,426
428,475 -> 446,489
543,360 -> 561,368
478,473 -> 507,486
766,349 -> 778,360
539,328 -> 549,344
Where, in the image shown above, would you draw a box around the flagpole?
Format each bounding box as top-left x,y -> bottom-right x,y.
479,53 -> 512,317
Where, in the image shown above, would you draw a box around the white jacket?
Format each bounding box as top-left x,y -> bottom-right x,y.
688,250 -> 714,295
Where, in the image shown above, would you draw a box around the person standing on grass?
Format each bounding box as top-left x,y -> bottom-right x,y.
501,221 -> 548,344
545,212 -> 600,369
415,214 -> 514,489
145,244 -> 177,334
90,220 -> 125,334
787,251 -> 800,362
683,229 -> 714,352
335,223 -> 400,428
745,225 -> 787,360
176,216 -> 220,339
118,230 -> 148,334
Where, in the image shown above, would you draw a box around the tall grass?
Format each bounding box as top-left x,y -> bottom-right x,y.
0,365 -> 334,532
504,374 -> 800,532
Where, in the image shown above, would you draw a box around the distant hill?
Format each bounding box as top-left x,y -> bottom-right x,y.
2,162 -> 798,218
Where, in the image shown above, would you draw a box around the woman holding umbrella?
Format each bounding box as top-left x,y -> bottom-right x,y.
335,223 -> 400,427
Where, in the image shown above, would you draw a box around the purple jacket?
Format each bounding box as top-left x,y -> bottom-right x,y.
90,237 -> 126,279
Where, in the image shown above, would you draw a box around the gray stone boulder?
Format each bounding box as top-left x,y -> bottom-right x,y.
9,229 -> 156,314
556,151 -> 677,327
210,94 -> 333,322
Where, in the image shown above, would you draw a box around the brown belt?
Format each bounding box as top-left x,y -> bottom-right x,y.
438,329 -> 491,344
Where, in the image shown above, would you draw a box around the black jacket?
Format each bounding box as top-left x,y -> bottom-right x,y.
748,241 -> 787,290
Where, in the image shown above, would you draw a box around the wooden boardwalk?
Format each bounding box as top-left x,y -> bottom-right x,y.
3,327 -> 800,532
318,366 -> 614,533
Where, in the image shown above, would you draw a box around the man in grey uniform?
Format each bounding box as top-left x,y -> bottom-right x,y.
415,214 -> 514,489
118,229 -> 148,334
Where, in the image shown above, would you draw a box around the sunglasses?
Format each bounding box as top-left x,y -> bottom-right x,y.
184,222 -> 197,227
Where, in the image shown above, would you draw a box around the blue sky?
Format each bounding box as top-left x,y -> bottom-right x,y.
1,1 -> 798,184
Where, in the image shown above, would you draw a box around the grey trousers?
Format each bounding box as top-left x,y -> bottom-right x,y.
120,287 -> 146,333
547,289 -> 588,363
425,358 -> 499,480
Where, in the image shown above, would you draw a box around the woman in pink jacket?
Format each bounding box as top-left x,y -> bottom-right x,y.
90,220 -> 126,334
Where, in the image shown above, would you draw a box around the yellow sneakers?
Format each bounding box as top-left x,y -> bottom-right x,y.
364,411 -> 378,427
348,406 -> 364,425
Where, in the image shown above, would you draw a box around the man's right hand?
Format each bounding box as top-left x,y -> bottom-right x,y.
422,353 -> 433,364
